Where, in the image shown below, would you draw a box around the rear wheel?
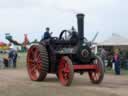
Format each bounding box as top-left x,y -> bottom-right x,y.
88,56 -> 104,84
27,44 -> 49,81
58,56 -> 74,86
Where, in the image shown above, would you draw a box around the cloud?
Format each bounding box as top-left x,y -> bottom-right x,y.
0,0 -> 128,43
0,0 -> 24,8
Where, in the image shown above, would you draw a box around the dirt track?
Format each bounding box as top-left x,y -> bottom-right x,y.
0,69 -> 128,96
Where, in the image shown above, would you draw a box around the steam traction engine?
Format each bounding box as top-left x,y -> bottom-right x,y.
27,13 -> 104,86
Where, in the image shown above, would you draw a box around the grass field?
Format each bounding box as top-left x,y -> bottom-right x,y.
16,52 -> 27,68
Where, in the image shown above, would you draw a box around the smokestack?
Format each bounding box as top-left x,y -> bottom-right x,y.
76,13 -> 85,43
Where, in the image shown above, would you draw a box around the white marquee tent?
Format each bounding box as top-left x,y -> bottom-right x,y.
98,33 -> 128,46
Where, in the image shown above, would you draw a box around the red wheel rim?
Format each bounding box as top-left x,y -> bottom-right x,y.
58,57 -> 71,86
89,58 -> 101,81
27,45 -> 43,80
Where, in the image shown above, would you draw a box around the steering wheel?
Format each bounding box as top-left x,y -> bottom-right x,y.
59,30 -> 72,40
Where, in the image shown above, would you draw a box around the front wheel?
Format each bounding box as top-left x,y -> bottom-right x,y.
58,56 -> 74,86
88,56 -> 104,84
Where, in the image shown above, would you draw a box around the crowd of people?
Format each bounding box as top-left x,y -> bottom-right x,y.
0,45 -> 18,69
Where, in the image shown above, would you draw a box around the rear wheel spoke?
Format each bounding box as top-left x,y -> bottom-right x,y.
27,44 -> 48,81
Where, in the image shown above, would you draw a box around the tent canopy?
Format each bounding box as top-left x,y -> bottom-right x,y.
0,42 -> 7,46
98,33 -> 128,46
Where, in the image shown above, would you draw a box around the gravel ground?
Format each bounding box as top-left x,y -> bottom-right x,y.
0,69 -> 128,96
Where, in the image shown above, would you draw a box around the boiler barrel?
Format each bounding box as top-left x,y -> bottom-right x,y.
76,14 -> 85,43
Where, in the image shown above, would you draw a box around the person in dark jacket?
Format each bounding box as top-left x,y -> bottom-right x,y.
41,27 -> 52,41
8,46 -> 18,68
12,51 -> 18,68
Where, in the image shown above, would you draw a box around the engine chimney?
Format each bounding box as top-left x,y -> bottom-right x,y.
76,13 -> 85,43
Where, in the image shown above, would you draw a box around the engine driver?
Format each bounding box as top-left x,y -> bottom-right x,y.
41,27 -> 52,41
70,26 -> 78,42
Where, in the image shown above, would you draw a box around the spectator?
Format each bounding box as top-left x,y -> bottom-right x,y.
13,49 -> 18,68
0,58 -> 5,68
113,49 -> 120,75
100,47 -> 107,71
3,58 -> 9,68
8,45 -> 18,68
0,57 -> 9,69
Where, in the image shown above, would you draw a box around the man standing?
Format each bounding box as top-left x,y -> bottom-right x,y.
100,47 -> 107,71
113,49 -> 120,75
70,26 -> 78,41
12,49 -> 18,68
8,45 -> 18,68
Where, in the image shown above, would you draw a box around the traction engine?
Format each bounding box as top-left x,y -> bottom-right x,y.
27,13 -> 104,86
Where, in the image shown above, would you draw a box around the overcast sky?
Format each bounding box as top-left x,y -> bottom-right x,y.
0,0 -> 128,43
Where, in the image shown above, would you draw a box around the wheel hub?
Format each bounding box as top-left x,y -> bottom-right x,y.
58,56 -> 74,86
